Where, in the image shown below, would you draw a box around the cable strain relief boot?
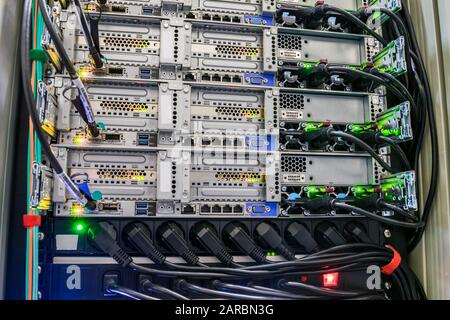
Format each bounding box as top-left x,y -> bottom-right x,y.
182,250 -> 200,266
124,222 -> 166,264
278,245 -> 296,261
215,248 -> 234,266
249,246 -> 267,263
112,248 -> 133,267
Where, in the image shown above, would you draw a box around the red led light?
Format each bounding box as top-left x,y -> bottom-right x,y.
322,272 -> 339,287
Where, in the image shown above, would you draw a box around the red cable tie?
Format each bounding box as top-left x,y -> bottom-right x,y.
23,214 -> 42,229
381,245 -> 402,275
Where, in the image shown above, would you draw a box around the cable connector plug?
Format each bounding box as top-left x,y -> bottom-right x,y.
223,222 -> 267,263
255,222 -> 296,261
123,222 -> 166,264
286,222 -> 320,253
158,222 -> 199,265
88,222 -> 132,267
191,222 -> 234,266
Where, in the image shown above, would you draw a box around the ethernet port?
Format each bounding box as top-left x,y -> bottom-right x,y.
212,74 -> 221,82
233,205 -> 243,213
184,73 -> 196,81
202,14 -> 211,20
182,205 -> 195,214
212,15 -> 221,21
232,16 -> 241,23
222,205 -> 233,213
211,205 -> 222,213
201,205 -> 211,213
186,12 -> 195,19
232,75 -> 242,83
202,74 -> 211,81
223,16 -> 231,22
222,75 -> 231,82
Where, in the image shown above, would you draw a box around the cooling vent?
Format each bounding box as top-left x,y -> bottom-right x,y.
215,172 -> 264,182
281,156 -> 307,172
103,37 -> 151,49
216,45 -> 260,57
100,101 -> 151,113
215,106 -> 263,118
97,169 -> 149,180
277,34 -> 303,50
280,93 -> 305,110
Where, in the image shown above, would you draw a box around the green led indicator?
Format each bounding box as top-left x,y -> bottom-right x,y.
74,222 -> 86,233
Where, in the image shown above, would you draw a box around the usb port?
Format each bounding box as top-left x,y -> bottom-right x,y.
137,133 -> 149,146
142,7 -> 153,14
140,67 -> 151,79
138,133 -> 150,140
135,209 -> 148,216
136,202 -> 148,209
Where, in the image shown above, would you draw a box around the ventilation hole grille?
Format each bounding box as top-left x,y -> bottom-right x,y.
215,172 -> 264,182
281,156 -> 307,172
216,45 -> 260,56
97,169 -> 149,180
104,37 -> 151,48
280,93 -> 305,110
277,34 -> 303,50
215,106 -> 263,118
100,101 -> 151,112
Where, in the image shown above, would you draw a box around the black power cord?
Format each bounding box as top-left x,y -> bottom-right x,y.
73,0 -> 104,68
37,0 -> 100,137
21,0 -> 96,210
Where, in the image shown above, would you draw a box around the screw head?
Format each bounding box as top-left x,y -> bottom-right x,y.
384,229 -> 392,238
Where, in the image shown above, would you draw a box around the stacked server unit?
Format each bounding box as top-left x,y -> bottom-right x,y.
33,0 -> 416,299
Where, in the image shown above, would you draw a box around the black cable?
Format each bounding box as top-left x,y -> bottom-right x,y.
176,280 -> 271,300
376,134 -> 412,170
107,284 -> 160,300
280,280 -> 376,298
141,279 -> 189,300
130,262 -> 237,279
213,281 -> 312,299
401,2 -> 438,252
22,0 -> 63,174
321,5 -> 388,46
326,66 -> 411,103
38,0 -> 100,137
333,202 -> 424,229
73,0 -> 103,68
22,0 -> 96,210
38,0 -> 77,76
367,7 -> 413,76
378,200 -> 418,221
328,130 -> 399,173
